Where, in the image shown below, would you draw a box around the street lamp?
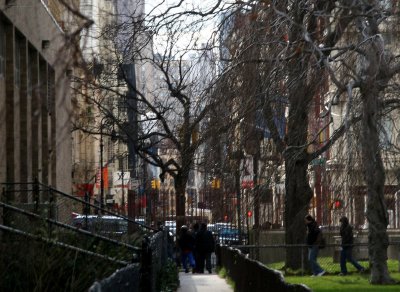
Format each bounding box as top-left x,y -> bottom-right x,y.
99,116 -> 111,211
231,149 -> 244,243
100,120 -> 105,211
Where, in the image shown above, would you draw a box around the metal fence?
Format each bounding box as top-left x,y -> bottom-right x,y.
0,181 -> 175,292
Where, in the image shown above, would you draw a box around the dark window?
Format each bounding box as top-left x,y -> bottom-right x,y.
27,48 -> 34,96
14,37 -> 21,87
0,21 -> 5,78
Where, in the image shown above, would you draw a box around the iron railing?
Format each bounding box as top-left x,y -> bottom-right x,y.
0,181 -> 175,292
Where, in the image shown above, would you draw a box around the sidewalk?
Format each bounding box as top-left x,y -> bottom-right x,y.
177,272 -> 233,292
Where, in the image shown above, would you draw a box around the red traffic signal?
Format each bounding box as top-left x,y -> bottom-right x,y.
247,210 -> 253,217
333,199 -> 343,209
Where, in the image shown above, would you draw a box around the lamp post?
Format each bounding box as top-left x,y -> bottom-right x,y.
99,116 -> 110,211
100,123 -> 105,211
120,154 -> 126,214
231,149 -> 244,244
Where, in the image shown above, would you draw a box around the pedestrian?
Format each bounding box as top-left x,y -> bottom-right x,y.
192,222 -> 200,272
178,225 -> 196,273
195,223 -> 215,273
305,214 -> 325,277
339,216 -> 365,275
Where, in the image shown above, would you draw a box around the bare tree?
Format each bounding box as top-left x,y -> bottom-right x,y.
70,0 -> 400,282
71,2 -> 239,231
213,2 -> 400,281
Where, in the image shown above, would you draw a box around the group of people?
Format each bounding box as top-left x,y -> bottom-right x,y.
178,216 -> 365,276
305,214 -> 365,277
177,222 -> 215,274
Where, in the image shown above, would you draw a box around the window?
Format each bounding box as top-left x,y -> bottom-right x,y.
27,50 -> 32,95
0,21 -> 5,78
14,37 -> 21,87
379,117 -> 393,150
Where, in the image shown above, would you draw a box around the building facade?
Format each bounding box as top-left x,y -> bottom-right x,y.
0,0 -> 72,194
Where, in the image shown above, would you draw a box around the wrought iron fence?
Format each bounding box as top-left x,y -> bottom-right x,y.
230,242 -> 400,276
0,181 -> 176,292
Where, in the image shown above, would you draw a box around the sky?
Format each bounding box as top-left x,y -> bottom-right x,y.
145,0 -> 223,54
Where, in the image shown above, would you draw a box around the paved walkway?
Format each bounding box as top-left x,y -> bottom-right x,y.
177,272 -> 233,292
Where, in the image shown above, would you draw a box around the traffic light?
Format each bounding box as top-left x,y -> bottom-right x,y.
332,199 -> 343,209
155,179 -> 160,190
211,179 -> 216,188
247,210 -> 253,217
151,179 -> 156,189
211,179 -> 221,189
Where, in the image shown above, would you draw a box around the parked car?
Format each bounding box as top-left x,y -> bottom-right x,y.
72,215 -> 128,236
207,223 -> 218,236
217,228 -> 246,245
214,222 -> 231,231
164,220 -> 177,236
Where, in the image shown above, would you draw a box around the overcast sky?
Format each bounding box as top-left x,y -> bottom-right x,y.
145,0 -> 222,55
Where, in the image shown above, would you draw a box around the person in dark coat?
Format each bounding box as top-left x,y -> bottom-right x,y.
305,214 -> 325,276
195,223 -> 215,273
178,225 -> 196,273
192,222 -> 200,272
339,216 -> 365,275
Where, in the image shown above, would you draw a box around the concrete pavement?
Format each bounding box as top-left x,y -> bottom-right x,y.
177,272 -> 233,292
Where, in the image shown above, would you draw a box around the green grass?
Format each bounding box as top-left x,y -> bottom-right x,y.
285,273 -> 400,292
268,258 -> 399,275
217,267 -> 236,290
266,258 -> 400,291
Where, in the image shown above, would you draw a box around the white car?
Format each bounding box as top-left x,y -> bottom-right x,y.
164,220 -> 177,235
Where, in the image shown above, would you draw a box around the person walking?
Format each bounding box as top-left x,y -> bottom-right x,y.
195,223 -> 215,273
339,216 -> 365,275
305,214 -> 325,277
178,225 -> 196,273
192,222 -> 200,273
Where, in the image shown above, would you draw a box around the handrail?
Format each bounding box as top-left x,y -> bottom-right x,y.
0,224 -> 129,265
1,181 -> 158,232
0,201 -> 141,252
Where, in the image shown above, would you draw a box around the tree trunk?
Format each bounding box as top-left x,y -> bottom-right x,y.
175,153 -> 193,232
284,76 -> 313,269
175,174 -> 187,233
284,151 -> 313,269
361,88 -> 394,284
283,1 -> 315,270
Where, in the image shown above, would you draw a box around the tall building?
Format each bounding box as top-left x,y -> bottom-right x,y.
72,0 -> 150,214
0,0 -> 72,194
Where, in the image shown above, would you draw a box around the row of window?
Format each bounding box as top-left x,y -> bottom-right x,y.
0,20 -> 5,77
0,12 -> 57,185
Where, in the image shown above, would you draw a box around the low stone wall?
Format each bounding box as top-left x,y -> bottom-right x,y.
253,229 -> 400,265
217,245 -> 311,292
88,264 -> 141,292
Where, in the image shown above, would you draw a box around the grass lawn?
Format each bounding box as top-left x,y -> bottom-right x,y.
271,258 -> 400,291
285,273 -> 400,292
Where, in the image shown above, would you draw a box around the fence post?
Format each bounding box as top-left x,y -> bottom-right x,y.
1,187 -> 5,227
301,245 -> 304,276
48,187 -> 55,237
84,192 -> 90,215
33,178 -> 39,214
140,236 -> 152,292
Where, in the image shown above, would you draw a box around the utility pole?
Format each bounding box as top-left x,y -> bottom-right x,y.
121,155 -> 125,214
100,123 -> 104,211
